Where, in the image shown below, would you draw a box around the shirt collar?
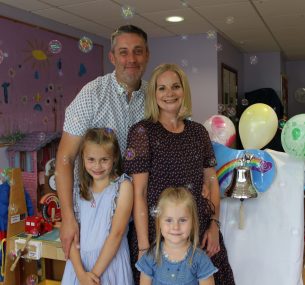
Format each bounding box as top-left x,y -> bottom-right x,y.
111,70 -> 147,96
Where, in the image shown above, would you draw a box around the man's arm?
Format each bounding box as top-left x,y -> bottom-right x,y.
55,132 -> 83,258
69,241 -> 100,285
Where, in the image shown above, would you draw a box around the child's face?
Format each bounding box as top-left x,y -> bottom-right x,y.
83,142 -> 114,181
160,201 -> 192,247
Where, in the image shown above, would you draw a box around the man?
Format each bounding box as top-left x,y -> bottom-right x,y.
56,25 -> 149,259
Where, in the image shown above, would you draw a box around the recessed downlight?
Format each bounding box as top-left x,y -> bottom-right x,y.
166,16 -> 184,22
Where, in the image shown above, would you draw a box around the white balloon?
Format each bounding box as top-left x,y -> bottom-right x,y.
203,115 -> 236,147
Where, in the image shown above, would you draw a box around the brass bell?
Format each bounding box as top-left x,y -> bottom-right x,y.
224,166 -> 258,200
224,153 -> 258,229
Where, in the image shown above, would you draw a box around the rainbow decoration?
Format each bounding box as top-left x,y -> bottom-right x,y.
39,193 -> 61,222
212,142 -> 275,196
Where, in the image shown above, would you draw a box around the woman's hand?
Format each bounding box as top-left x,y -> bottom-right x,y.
201,221 -> 220,257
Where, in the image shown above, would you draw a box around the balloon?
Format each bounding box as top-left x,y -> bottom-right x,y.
281,114 -> 305,160
239,103 -> 278,149
203,115 -> 236,147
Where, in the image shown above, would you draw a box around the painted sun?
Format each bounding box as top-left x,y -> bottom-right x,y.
23,40 -> 51,69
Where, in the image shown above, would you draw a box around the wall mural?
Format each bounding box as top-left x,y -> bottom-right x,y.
0,17 -> 103,141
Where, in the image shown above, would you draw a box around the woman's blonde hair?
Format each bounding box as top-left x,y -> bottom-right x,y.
78,128 -> 122,201
153,187 -> 199,265
145,63 -> 192,122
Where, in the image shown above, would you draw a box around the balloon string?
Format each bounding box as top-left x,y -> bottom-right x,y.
239,200 -> 245,230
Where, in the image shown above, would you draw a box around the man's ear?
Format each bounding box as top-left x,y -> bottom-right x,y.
108,51 -> 115,65
146,48 -> 150,60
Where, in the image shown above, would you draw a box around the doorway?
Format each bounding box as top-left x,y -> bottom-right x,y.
221,63 -> 240,148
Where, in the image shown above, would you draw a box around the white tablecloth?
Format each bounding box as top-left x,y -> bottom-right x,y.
220,149 -> 305,285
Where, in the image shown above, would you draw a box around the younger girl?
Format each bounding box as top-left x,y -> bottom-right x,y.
136,187 -> 217,285
62,128 -> 134,285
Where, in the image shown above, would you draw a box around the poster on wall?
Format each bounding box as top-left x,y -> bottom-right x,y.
0,17 -> 103,141
281,74 -> 288,119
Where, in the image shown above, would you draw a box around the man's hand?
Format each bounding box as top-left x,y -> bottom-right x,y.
60,216 -> 80,259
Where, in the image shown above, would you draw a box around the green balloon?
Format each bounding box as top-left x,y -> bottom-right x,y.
292,128 -> 301,140
281,114 -> 305,160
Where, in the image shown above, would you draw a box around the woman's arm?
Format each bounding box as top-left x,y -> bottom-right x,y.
201,167 -> 220,257
91,179 -> 134,276
205,167 -> 220,220
132,172 -> 150,257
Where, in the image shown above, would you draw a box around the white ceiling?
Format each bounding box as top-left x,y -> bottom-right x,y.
1,0 -> 305,60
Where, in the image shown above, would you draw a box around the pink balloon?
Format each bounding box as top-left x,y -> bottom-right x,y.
203,115 -> 236,147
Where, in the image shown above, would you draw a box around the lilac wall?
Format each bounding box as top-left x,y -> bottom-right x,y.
217,34 -> 244,101
146,34 -> 218,123
286,61 -> 305,117
0,17 -> 103,135
243,52 -> 282,96
0,2 -> 112,72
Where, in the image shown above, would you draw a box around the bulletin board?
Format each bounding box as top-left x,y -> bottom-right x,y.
0,16 -> 103,136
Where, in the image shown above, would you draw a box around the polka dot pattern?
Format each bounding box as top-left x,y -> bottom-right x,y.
124,119 -> 235,285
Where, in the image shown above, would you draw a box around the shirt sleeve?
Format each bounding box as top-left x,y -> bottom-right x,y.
63,83 -> 94,136
135,253 -> 155,279
193,249 -> 218,280
123,122 -> 151,174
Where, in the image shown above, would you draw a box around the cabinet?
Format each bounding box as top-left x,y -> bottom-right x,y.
1,169 -> 64,285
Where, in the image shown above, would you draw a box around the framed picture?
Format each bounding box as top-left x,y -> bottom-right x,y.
281,75 -> 288,119
222,63 -> 238,107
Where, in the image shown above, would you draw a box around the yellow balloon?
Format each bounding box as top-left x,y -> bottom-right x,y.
239,103 -> 278,149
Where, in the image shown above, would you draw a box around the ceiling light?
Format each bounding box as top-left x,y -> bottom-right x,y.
166,16 -> 184,23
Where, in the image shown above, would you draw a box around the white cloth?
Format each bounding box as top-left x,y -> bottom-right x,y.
220,149 -> 304,285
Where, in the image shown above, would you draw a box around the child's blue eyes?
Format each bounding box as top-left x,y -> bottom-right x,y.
87,158 -> 110,163
164,218 -> 187,224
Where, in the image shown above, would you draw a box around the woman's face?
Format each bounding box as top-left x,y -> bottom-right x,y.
155,70 -> 184,116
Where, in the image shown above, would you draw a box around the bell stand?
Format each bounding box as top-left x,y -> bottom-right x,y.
2,168 -> 36,285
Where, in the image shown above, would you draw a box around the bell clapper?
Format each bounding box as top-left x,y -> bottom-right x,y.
239,198 -> 245,230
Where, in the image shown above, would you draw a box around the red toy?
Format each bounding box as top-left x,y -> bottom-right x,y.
25,216 -> 53,237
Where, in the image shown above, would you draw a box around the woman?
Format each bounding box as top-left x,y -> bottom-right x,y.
124,63 -> 235,285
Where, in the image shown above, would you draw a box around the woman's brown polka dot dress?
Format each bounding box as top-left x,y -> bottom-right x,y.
124,119 -> 235,285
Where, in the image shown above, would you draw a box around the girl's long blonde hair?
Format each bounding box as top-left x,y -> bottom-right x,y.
78,128 -> 122,201
153,187 -> 199,265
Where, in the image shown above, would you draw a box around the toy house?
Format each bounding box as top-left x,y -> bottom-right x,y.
7,132 -> 61,214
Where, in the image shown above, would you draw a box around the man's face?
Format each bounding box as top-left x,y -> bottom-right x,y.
109,33 -> 149,88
